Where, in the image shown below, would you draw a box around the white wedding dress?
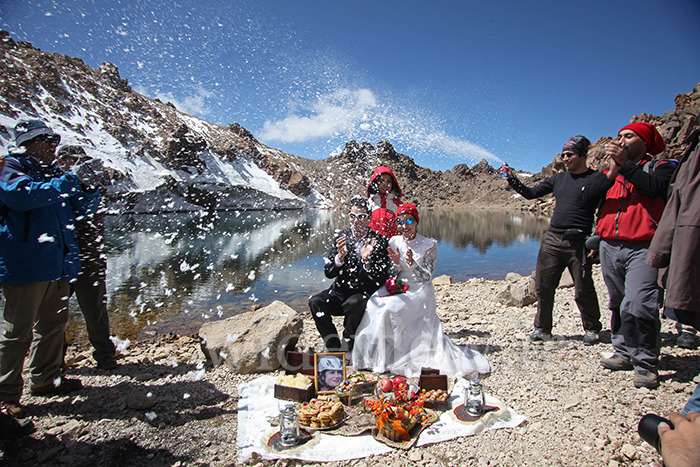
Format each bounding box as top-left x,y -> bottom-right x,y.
352,233 -> 490,378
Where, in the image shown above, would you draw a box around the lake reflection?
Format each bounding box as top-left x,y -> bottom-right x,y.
66,208 -> 549,343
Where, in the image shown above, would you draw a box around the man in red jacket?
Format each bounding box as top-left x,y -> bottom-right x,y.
596,123 -> 675,389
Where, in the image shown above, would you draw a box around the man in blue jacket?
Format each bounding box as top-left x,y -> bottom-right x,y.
0,120 -> 99,418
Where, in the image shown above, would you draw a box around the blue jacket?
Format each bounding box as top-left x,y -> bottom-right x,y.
0,154 -> 99,284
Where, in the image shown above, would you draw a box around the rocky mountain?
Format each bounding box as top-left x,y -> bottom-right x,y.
1,31 -> 698,215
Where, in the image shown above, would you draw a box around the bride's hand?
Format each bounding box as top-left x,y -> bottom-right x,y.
405,248 -> 414,266
388,245 -> 400,265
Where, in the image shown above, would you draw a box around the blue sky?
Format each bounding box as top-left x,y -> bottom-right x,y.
2,0 -> 699,173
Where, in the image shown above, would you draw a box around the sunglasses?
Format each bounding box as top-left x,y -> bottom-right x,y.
36,134 -> 61,145
396,219 -> 415,226
349,212 -> 369,221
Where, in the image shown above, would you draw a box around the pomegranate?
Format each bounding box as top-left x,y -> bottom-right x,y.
379,377 -> 393,392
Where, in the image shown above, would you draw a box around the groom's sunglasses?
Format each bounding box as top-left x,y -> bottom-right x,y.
396,219 -> 415,226
349,212 -> 369,220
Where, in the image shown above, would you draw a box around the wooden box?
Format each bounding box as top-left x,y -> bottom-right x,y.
420,369 -> 449,411
274,382 -> 315,402
419,374 -> 448,391
282,351 -> 315,376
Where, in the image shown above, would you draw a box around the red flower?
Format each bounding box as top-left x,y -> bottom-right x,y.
385,277 -> 408,295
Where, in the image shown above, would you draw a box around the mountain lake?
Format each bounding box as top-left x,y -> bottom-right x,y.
66,207 -> 551,343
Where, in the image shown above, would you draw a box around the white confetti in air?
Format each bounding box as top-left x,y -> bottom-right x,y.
262,347 -> 270,359
193,368 -> 206,380
110,335 -> 131,352
196,362 -> 205,370
38,233 -> 55,243
183,393 -> 191,399
180,260 -> 191,272
247,270 -> 256,280
145,412 -> 157,421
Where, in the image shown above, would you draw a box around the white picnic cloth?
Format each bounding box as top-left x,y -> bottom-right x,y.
238,376 -> 526,463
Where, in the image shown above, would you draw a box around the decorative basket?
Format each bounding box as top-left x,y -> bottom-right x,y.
335,383 -> 358,405
378,414 -> 418,442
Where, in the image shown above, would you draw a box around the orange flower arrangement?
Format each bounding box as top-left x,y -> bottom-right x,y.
371,384 -> 425,443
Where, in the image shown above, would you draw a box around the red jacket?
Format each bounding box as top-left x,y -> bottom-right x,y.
367,167 -> 402,238
595,156 -> 675,243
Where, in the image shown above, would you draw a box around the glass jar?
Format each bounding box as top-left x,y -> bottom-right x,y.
279,404 -> 300,447
465,378 -> 485,416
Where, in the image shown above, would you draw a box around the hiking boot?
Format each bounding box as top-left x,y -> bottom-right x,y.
676,332 -> 700,350
634,369 -> 659,389
528,329 -> 551,343
583,331 -> 600,346
0,401 -> 24,419
601,354 -> 633,371
97,358 -> 118,370
30,377 -> 83,396
0,413 -> 35,439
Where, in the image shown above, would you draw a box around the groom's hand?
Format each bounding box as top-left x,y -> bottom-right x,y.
336,235 -> 348,262
361,238 -> 376,263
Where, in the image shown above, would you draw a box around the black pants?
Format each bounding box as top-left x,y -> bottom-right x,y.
534,231 -> 602,334
309,289 -> 370,352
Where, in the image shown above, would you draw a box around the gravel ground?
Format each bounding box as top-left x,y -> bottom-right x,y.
1,264 -> 697,466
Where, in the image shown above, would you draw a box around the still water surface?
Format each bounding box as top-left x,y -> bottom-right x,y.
66,208 -> 549,343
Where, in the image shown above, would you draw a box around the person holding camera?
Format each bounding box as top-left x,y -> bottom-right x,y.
658,412 -> 700,467
505,135 -> 611,345
56,145 -> 117,371
0,120 -> 100,417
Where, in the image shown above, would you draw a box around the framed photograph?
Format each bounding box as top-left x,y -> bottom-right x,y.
314,352 -> 346,394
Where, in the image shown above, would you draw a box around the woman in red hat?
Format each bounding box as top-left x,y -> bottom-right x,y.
352,203 -> 490,378
367,166 -> 402,238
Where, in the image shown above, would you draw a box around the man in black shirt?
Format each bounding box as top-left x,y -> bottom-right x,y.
506,135 -> 612,345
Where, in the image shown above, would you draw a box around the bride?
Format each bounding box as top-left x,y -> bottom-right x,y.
352,204 -> 490,378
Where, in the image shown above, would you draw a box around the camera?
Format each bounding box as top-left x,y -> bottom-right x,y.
638,413 -> 674,453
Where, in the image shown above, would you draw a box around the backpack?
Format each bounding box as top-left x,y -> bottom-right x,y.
641,158 -> 680,202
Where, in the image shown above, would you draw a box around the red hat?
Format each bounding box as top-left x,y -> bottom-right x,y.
619,123 -> 665,156
396,203 -> 419,223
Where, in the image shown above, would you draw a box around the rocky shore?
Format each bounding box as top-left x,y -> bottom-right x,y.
2,265 -> 697,466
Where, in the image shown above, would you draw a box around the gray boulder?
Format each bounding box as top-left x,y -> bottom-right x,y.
497,272 -> 537,307
432,275 -> 452,286
198,300 -> 303,374
558,269 -> 574,288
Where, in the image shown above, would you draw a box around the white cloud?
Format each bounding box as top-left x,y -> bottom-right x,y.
259,88 -> 377,143
257,86 -> 500,167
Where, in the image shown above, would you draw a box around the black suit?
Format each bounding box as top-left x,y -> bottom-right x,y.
309,228 -> 391,351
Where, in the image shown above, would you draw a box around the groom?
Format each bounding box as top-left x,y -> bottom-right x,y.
309,196 -> 392,352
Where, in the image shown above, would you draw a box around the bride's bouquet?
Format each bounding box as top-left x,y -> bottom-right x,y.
385,277 -> 408,295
